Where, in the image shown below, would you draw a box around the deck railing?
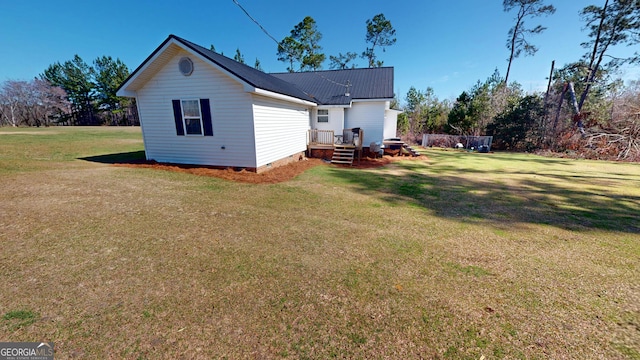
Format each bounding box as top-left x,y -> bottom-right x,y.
308,129 -> 335,145
307,128 -> 364,148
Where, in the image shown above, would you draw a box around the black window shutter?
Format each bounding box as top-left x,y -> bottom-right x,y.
200,99 -> 213,136
172,100 -> 184,136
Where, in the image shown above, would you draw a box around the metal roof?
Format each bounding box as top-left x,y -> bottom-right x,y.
270,67 -> 394,105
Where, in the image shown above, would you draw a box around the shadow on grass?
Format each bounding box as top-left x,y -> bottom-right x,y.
79,151 -> 146,164
330,154 -> 640,234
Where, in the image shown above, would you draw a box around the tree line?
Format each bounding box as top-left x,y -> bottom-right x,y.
41,55 -> 138,126
399,0 -> 640,161
0,55 -> 138,127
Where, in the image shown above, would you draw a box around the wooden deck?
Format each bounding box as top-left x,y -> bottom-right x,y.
307,129 -> 363,149
307,129 -> 364,163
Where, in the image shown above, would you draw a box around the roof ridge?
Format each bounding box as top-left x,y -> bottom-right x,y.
269,66 -> 394,75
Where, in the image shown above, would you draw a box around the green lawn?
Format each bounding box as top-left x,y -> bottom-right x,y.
1,127 -> 639,359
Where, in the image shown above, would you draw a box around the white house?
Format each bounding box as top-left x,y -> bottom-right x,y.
117,35 -> 398,172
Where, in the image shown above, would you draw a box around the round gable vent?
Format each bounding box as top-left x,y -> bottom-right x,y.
178,57 -> 194,76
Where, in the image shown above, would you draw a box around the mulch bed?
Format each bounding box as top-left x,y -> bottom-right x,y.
114,155 -> 428,184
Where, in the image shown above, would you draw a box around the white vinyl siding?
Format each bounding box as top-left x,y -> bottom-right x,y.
384,109 -> 400,139
345,101 -> 386,146
135,49 -> 257,167
313,107 -> 344,135
252,95 -> 309,167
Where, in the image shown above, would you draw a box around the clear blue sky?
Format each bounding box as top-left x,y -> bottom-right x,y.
1,0 -> 638,102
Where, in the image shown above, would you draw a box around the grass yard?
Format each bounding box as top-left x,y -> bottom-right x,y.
1,127 -> 639,359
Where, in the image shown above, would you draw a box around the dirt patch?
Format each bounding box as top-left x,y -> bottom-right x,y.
114,155 -> 428,184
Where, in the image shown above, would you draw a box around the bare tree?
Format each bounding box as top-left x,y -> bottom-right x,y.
0,80 -> 23,126
586,80 -> 640,160
33,79 -> 71,126
0,79 -> 70,127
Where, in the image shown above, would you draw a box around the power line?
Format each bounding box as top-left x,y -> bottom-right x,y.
231,0 -> 351,93
231,0 -> 282,49
313,72 -> 351,91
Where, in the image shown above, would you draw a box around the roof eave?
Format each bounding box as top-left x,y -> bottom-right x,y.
347,98 -> 394,107
116,89 -> 136,97
252,88 -> 317,107
116,36 -> 175,96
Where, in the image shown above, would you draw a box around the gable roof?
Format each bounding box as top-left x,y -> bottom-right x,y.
118,35 -> 394,106
117,35 -> 315,103
173,36 -> 318,103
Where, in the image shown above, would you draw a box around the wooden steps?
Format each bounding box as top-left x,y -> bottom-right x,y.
383,139 -> 421,157
331,146 -> 355,165
402,143 -> 421,157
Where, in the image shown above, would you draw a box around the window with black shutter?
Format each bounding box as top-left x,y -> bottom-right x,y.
172,99 -> 213,136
